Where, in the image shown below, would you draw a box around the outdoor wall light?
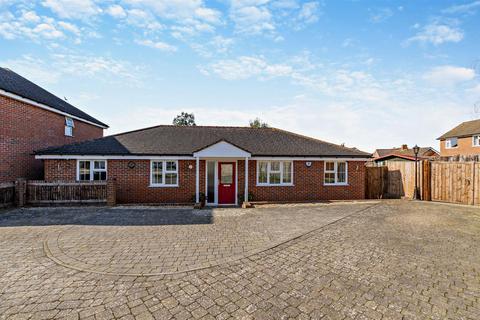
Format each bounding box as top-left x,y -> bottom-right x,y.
188,164 -> 193,169
128,161 -> 135,169
305,161 -> 312,167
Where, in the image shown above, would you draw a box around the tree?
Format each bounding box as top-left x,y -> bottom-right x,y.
173,112 -> 196,126
249,118 -> 269,128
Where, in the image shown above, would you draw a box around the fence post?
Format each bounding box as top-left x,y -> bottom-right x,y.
15,178 -> 26,207
422,161 -> 431,201
107,179 -> 116,206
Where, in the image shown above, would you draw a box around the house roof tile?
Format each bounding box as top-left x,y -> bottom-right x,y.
0,67 -> 107,128
36,125 -> 371,158
438,119 -> 480,140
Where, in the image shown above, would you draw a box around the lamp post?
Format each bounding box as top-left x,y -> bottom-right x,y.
413,144 -> 420,200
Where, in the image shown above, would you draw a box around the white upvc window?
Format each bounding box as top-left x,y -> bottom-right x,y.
324,161 -> 348,185
77,160 -> 107,181
257,161 -> 293,186
65,117 -> 74,136
150,160 -> 178,187
473,135 -> 480,147
445,137 -> 458,149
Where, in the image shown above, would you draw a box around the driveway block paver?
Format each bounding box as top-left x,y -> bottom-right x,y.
0,201 -> 479,319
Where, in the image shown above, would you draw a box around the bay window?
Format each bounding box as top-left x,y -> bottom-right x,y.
324,161 -> 347,185
151,160 -> 178,186
257,161 -> 293,185
77,160 -> 107,181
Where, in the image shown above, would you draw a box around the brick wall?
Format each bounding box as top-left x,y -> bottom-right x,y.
238,160 -> 365,202
439,137 -> 480,157
0,95 -> 104,182
45,159 -> 366,204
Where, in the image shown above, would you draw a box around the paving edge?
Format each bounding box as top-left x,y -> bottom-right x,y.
43,203 -> 380,277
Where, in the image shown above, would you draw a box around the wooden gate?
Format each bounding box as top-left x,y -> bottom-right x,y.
431,162 -> 478,205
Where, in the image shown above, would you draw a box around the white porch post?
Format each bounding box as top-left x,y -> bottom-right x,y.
195,157 -> 200,203
244,157 -> 249,202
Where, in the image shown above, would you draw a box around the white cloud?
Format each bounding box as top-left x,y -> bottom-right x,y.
229,3 -> 274,34
199,56 -> 293,80
135,39 -> 177,52
423,66 -> 476,86
58,21 -> 80,35
2,53 -> 143,86
106,5 -> 127,19
443,1 -> 480,14
405,22 -> 463,45
369,7 -> 393,23
42,0 -> 102,19
191,36 -> 234,58
296,1 -> 320,24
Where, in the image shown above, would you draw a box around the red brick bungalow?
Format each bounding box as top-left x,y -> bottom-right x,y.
35,125 -> 371,205
0,67 -> 108,182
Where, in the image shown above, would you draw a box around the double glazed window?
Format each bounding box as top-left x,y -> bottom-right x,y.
324,161 -> 347,185
151,160 -> 178,186
78,160 -> 107,181
257,161 -> 293,185
473,135 -> 480,147
445,137 -> 458,149
65,117 -> 74,136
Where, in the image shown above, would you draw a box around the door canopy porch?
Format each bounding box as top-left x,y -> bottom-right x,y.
193,141 -> 251,205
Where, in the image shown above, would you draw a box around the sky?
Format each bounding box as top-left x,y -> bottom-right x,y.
1,0 -> 479,153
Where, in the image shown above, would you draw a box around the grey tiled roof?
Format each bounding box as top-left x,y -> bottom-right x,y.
36,125 -> 371,157
0,67 -> 108,128
438,119 -> 480,139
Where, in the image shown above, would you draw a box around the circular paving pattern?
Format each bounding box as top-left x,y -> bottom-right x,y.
43,203 -> 375,275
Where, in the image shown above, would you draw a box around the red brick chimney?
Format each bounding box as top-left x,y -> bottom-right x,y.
401,144 -> 408,150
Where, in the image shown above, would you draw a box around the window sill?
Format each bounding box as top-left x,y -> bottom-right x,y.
256,183 -> 294,187
149,184 -> 179,188
324,183 -> 349,186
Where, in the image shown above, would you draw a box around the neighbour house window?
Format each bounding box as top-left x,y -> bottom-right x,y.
445,137 -> 458,149
257,161 -> 293,185
324,161 -> 347,185
65,117 -> 74,136
151,160 -> 178,186
77,160 -> 107,181
473,135 -> 480,147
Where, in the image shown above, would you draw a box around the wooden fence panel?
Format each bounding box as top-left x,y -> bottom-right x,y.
365,166 -> 387,199
384,161 -> 422,199
26,181 -> 107,205
431,162 -> 474,205
0,183 -> 15,207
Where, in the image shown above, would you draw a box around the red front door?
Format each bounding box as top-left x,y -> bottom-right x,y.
218,162 -> 235,204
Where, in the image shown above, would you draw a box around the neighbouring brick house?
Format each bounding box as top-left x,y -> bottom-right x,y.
438,119 -> 480,158
35,125 -> 371,205
0,67 -> 108,182
372,144 -> 439,165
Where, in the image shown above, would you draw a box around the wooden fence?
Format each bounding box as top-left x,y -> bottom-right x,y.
0,182 -> 15,207
366,160 -> 480,205
366,162 -> 422,199
431,162 -> 479,205
26,181 -> 108,205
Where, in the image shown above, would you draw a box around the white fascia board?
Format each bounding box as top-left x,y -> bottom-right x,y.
0,89 -> 108,129
193,141 -> 251,158
251,157 -> 371,161
35,155 -> 196,160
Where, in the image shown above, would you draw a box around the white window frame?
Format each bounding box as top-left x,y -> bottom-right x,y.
473,135 -> 480,147
65,117 -> 74,137
76,160 -> 107,181
256,161 -> 294,186
324,161 -> 348,186
445,137 -> 458,149
150,160 -> 179,187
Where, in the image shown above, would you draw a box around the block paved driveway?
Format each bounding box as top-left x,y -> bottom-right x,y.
0,201 -> 479,320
